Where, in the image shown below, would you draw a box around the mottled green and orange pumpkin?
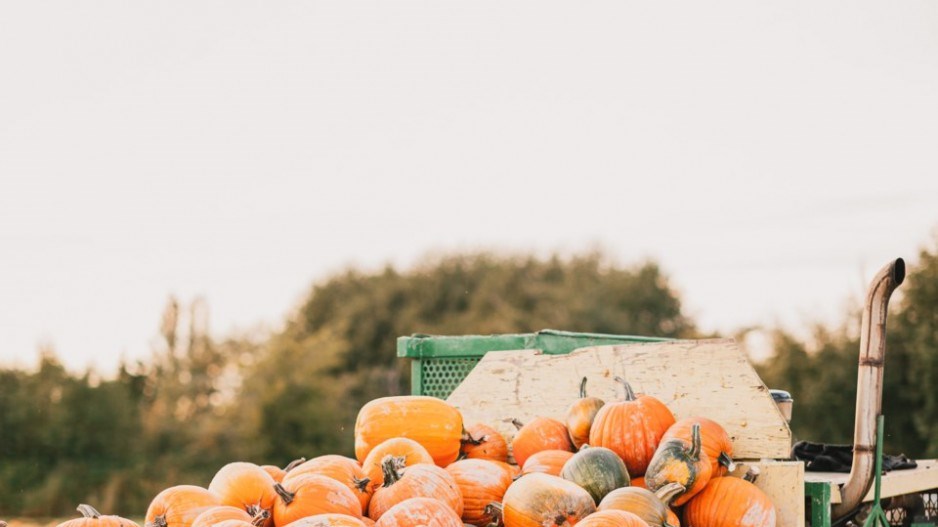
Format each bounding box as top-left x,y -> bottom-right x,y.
644,424 -> 711,506
597,484 -> 683,527
560,445 -> 630,504
661,417 -> 735,477
564,378 -> 605,450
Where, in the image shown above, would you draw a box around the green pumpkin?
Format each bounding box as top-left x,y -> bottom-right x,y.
644,423 -> 712,506
560,444 -> 630,504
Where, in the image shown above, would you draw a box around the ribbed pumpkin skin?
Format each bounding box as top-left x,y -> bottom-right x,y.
362,438 -> 436,489
502,473 -> 596,527
368,463 -> 464,521
190,506 -> 254,527
560,446 -> 630,504
644,425 -> 711,506
661,417 -> 734,477
565,379 -> 605,450
355,396 -> 463,467
597,487 -> 671,527
492,460 -> 522,480
521,450 -> 574,477
209,462 -> 278,523
445,459 -> 513,526
576,510 -> 647,527
373,498 -> 463,527
360,518 -> 376,527
683,477 -> 776,527
461,423 -> 509,463
146,485 -> 222,527
511,418 -> 573,467
282,514 -> 368,527
285,456 -> 373,510
213,521 -> 254,527
56,505 -> 141,527
272,474 -> 363,527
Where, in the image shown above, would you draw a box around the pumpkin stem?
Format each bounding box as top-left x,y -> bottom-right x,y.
462,431 -> 486,446
718,452 -> 737,472
613,376 -> 637,401
77,505 -> 101,519
743,466 -> 761,483
688,423 -> 702,459
273,483 -> 295,505
381,455 -> 404,487
284,458 -> 306,472
510,418 -> 524,430
654,482 -> 686,504
579,443 -> 591,451
146,516 -> 168,527
579,377 -> 588,398
251,510 -> 271,527
484,502 -> 504,526
353,476 -> 371,493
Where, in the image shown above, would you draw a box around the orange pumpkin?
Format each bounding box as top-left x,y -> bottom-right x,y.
360,518 -> 376,527
362,438 -> 435,489
146,485 -> 222,527
576,510 -> 647,527
368,460 -> 464,521
520,450 -> 574,477
285,455 -> 373,510
661,417 -> 735,477
510,417 -> 573,467
492,460 -> 522,480
502,473 -> 595,527
191,506 -> 257,527
666,509 -> 680,527
461,423 -> 509,463
282,514 -> 367,527
682,472 -> 775,527
588,377 -> 675,477
565,378 -> 606,450
213,521 -> 254,527
373,497 -> 463,527
445,459 -> 513,525
56,505 -> 141,527
272,474 -> 363,527
262,466 -> 287,484
355,396 -> 463,467
630,477 -> 646,489
645,424 -> 711,506
209,462 -> 278,523
597,484 -> 683,527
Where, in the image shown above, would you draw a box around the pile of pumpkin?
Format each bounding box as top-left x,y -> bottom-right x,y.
56,377 -> 776,527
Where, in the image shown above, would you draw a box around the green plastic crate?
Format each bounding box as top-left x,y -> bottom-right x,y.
396,329 -> 669,398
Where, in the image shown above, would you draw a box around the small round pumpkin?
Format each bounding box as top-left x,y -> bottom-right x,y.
461,423 -> 509,463
285,455 -> 373,510
597,484 -> 683,527
373,497 -> 463,527
560,445 -> 630,504
209,462 -> 278,523
510,417 -> 573,467
565,378 -> 606,450
644,424 -> 712,506
362,438 -> 435,489
502,473 -> 596,527
146,485 -> 222,527
272,473 -> 363,527
682,471 -> 775,527
661,417 -> 735,477
576,510 -> 647,527
282,514 -> 368,527
369,460 -> 464,521
355,396 -> 463,467
57,505 -> 141,527
588,377 -> 675,477
521,450 -> 574,477
445,459 -> 513,526
191,506 -> 258,527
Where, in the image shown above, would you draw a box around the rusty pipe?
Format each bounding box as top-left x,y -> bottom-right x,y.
831,258 -> 905,520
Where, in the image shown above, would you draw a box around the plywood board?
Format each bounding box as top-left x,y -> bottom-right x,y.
805,460 -> 938,503
730,461 -> 805,527
446,338 -> 791,460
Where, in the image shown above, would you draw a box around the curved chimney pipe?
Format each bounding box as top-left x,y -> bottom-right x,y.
831,258 -> 905,519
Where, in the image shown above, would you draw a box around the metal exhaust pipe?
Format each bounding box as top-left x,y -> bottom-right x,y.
831,258 -> 905,520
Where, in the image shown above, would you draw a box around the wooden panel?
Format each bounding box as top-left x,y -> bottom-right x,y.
731,461 -> 805,527
805,460 -> 938,503
446,338 -> 791,460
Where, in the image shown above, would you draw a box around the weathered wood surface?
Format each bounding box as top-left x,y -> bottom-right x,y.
805,459 -> 938,503
731,461 -> 805,527
446,338 -> 792,460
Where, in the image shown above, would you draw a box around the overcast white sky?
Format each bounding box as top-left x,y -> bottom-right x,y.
1,1 -> 937,374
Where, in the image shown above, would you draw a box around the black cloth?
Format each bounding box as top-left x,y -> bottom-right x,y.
792,441 -> 918,473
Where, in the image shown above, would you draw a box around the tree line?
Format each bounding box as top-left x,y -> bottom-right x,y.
1,243 -> 936,516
